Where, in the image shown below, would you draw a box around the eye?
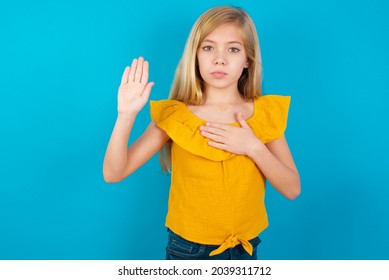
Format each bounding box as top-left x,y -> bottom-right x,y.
202,45 -> 214,51
229,47 -> 240,53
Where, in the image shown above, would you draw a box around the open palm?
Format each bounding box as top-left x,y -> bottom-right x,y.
117,57 -> 154,118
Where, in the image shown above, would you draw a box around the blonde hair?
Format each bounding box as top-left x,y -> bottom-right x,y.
160,6 -> 263,172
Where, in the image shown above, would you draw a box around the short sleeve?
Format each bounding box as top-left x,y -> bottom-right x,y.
150,100 -> 181,125
248,95 -> 291,143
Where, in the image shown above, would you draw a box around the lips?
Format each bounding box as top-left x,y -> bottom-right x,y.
211,71 -> 227,78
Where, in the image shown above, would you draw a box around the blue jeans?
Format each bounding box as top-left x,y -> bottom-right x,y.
166,229 -> 261,260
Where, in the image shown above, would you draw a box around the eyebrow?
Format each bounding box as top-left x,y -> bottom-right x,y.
201,39 -> 243,45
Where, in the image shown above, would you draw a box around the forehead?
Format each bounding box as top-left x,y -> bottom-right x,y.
202,23 -> 243,43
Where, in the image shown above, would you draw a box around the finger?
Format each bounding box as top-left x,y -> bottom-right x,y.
200,130 -> 225,143
237,112 -> 250,128
208,141 -> 228,151
205,122 -> 229,131
120,66 -> 130,85
140,60 -> 149,85
128,58 -> 138,82
201,124 -> 228,135
135,56 -> 144,82
141,82 -> 154,101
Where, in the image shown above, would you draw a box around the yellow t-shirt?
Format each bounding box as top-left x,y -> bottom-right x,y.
150,95 -> 290,256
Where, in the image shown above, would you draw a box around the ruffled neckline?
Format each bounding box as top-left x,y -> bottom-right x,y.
150,95 -> 290,161
176,99 -> 258,127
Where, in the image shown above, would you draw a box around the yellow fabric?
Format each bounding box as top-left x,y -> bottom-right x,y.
150,95 -> 290,256
209,234 -> 253,256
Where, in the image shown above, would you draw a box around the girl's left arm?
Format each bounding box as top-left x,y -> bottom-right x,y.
200,112 -> 301,200
249,135 -> 301,200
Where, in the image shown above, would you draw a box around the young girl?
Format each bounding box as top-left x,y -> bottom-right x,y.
103,6 -> 300,260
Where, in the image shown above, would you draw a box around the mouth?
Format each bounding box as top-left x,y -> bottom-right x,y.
211,71 -> 227,78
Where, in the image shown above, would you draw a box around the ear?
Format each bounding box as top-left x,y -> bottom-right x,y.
244,60 -> 249,68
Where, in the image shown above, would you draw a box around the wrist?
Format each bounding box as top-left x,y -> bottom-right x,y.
117,111 -> 137,121
246,138 -> 266,158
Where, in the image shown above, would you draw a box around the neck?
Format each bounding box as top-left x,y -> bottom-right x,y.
202,87 -> 244,105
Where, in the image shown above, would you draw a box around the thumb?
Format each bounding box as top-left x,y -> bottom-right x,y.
141,82 -> 154,100
237,112 -> 249,128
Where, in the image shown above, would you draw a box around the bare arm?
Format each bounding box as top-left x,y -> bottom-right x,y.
103,57 -> 169,183
249,135 -> 300,200
199,112 -> 301,199
103,119 -> 169,183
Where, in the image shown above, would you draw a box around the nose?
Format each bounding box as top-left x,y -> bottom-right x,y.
214,58 -> 225,65
214,51 -> 226,65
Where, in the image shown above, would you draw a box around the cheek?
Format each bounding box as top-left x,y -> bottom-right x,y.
197,53 -> 206,67
196,56 -> 208,77
198,66 -> 208,81
237,58 -> 249,72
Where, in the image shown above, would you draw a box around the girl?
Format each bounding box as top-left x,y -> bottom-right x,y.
103,6 -> 300,260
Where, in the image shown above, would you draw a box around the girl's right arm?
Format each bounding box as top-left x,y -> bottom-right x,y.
103,57 -> 169,183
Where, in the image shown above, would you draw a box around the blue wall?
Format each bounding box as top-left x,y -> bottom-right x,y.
1,0 -> 388,259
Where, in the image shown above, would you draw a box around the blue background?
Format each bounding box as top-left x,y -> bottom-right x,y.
1,0 -> 388,259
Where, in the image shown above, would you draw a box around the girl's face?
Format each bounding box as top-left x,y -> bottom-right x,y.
197,23 -> 248,93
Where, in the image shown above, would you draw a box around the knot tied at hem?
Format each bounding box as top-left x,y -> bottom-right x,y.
209,234 -> 253,256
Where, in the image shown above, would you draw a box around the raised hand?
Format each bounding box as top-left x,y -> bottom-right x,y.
117,57 -> 154,119
199,112 -> 264,156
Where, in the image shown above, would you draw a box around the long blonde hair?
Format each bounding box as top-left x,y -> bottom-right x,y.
160,6 -> 263,172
